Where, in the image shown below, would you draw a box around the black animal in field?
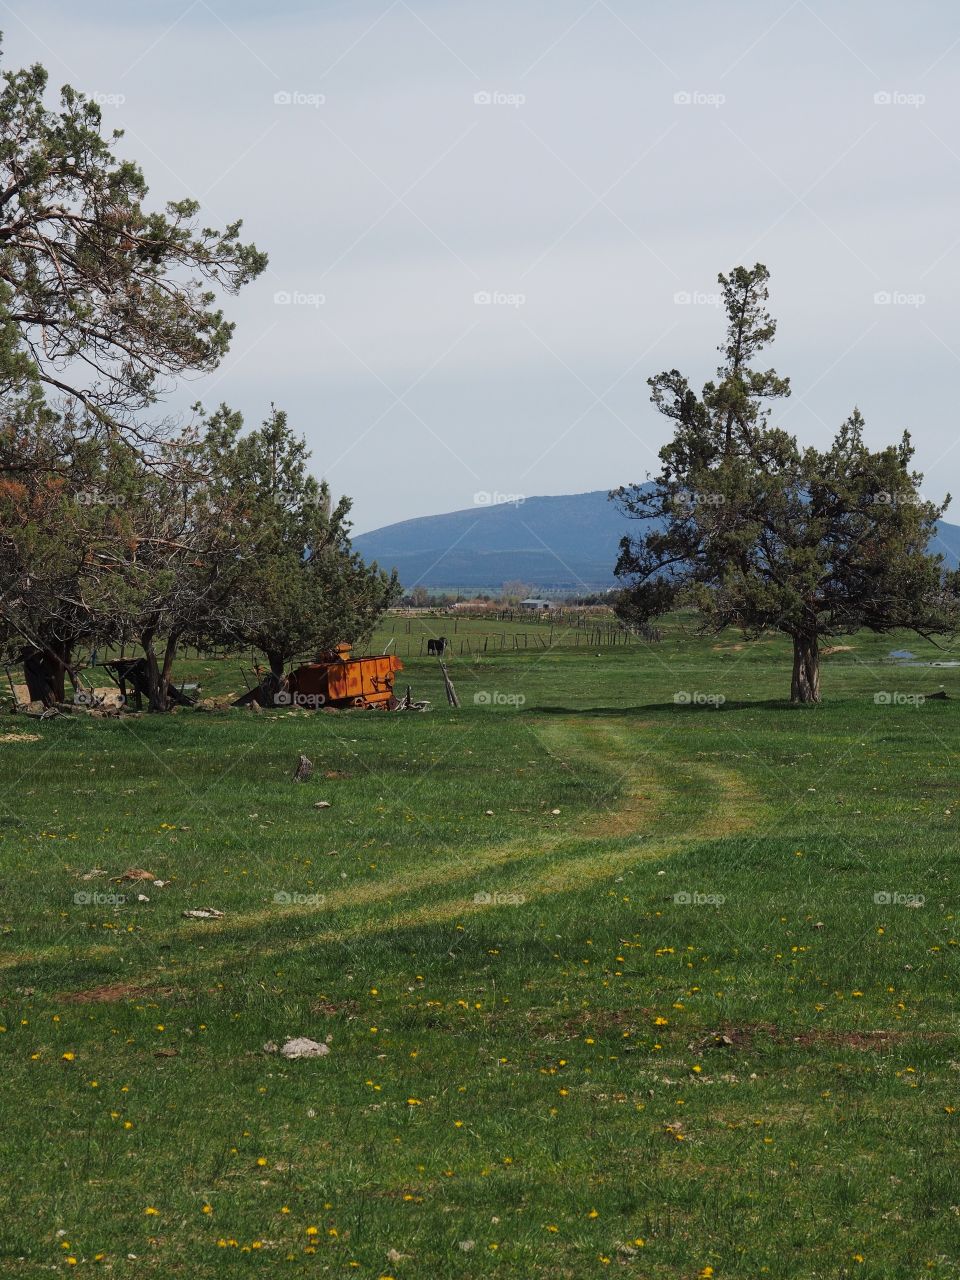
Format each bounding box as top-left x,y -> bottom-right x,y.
427,637 -> 447,656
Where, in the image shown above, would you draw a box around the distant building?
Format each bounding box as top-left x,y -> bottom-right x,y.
520,598 -> 553,611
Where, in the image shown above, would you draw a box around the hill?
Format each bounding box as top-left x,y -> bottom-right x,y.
354,489 -> 960,590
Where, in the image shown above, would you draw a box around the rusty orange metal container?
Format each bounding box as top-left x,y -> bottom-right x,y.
288,645 -> 403,709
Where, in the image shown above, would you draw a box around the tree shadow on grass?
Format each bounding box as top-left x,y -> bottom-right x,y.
528,699 -> 814,716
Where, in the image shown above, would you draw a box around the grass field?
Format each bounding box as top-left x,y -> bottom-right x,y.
1,620 -> 959,1277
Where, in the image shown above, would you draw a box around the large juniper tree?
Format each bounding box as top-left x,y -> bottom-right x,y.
614,264 -> 960,703
0,42 -> 265,443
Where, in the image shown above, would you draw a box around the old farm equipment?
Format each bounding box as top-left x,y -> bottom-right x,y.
286,644 -> 404,710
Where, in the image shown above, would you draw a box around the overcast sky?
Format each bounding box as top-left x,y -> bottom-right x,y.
5,0 -> 960,531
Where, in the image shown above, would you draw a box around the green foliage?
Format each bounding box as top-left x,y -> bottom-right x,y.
614,264 -> 960,700
199,404 -> 401,675
0,46 -> 265,438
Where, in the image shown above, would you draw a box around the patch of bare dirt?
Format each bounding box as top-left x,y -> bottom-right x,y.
696,1023 -> 946,1053
59,982 -> 176,1004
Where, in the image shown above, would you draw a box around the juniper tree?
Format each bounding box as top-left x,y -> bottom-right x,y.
613,264 -> 960,703
0,43 -> 265,444
200,405 -> 400,703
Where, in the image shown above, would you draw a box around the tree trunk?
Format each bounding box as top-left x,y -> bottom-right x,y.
160,634 -> 179,695
22,642 -> 73,705
790,633 -> 821,704
141,631 -> 166,712
260,650 -> 289,706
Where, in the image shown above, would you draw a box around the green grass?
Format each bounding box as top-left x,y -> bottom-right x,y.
1,620 -> 959,1277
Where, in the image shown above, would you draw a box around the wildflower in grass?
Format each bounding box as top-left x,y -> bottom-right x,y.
654,1017 -> 668,1026
546,1224 -> 558,1233
407,1097 -> 422,1106
202,1204 -> 213,1215
62,1052 -> 75,1061
256,1157 -> 267,1166
587,1208 -> 599,1219
144,1207 -> 159,1216
700,1269 -> 714,1278
306,1227 -> 319,1237
853,1255 -> 864,1264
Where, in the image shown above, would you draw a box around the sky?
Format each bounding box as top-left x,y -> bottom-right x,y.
5,0 -> 960,532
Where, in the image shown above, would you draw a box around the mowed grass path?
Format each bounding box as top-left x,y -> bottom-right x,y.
0,628 -> 959,1278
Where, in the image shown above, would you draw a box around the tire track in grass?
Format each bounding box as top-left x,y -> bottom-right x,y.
37,716 -> 763,992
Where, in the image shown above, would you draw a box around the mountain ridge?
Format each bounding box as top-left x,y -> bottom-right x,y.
353,489 -> 960,590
